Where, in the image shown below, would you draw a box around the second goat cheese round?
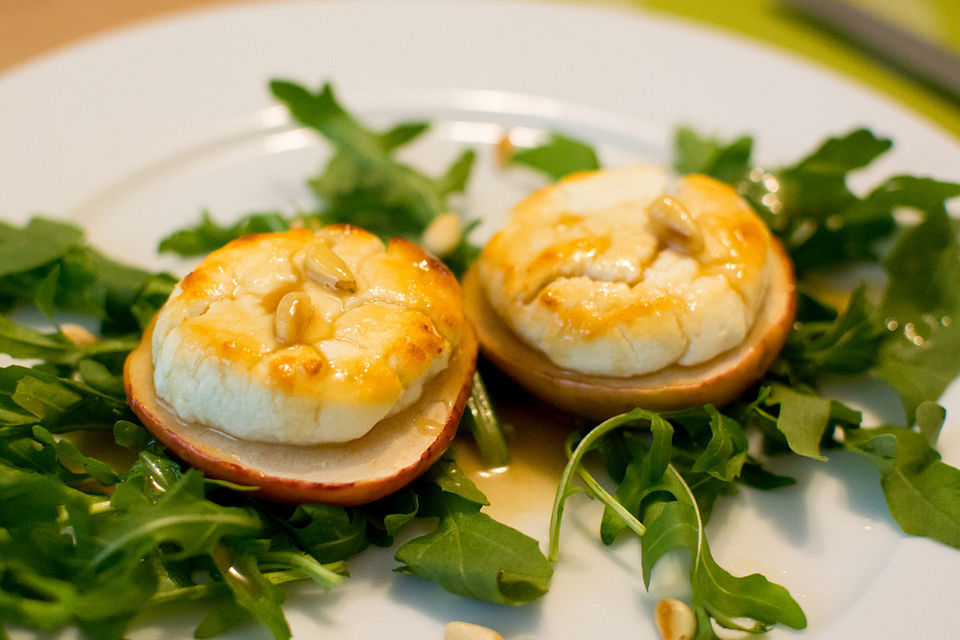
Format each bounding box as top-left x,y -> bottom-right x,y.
152,225 -> 464,445
477,166 -> 773,377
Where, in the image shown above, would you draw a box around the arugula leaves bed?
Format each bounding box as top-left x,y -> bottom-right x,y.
1,79 -> 958,640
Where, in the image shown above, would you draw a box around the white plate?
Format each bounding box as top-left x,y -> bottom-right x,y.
2,1 -> 959,638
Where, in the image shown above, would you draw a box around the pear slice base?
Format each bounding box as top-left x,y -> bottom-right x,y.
463,242 -> 795,421
124,321 -> 477,506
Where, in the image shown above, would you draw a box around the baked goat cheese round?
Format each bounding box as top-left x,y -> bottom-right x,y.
126,225 -> 477,504
152,225 -> 461,445
464,165 -> 795,419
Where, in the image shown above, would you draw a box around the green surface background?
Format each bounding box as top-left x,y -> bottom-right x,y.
583,0 -> 960,140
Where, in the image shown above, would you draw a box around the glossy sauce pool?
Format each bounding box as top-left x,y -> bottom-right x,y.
453,381 -> 579,523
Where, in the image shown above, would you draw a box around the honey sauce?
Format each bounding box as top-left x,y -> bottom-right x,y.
454,392 -> 577,522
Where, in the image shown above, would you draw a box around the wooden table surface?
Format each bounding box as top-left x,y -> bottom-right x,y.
1,0 -> 253,73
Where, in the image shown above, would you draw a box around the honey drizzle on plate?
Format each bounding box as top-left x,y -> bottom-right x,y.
454,394 -> 576,522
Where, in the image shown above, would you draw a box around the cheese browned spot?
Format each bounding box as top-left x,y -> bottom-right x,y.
151,225 -> 465,445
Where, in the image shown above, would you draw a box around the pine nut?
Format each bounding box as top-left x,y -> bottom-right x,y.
444,621 -> 504,640
422,213 -> 462,258
495,132 -> 516,166
647,195 -> 704,253
274,291 -> 313,346
654,598 -> 697,640
61,323 -> 97,346
303,240 -> 357,293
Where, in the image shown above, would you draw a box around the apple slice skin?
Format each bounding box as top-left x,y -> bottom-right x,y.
125,321 -> 477,506
464,240 -> 796,421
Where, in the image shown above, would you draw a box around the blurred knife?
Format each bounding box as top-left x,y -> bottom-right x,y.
783,0 -> 960,99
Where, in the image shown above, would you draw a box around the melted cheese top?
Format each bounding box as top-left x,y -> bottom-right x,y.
477,166 -> 773,377
152,225 -> 464,445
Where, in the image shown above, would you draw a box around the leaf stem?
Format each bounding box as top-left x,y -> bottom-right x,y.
259,552 -> 346,590
548,409 -> 653,561
561,434 -> 647,541
664,464 -> 704,572
149,570 -> 306,605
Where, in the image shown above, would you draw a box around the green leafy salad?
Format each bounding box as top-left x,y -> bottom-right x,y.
1,79 -> 959,640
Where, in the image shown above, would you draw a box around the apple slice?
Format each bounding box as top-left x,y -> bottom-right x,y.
463,241 -> 795,421
125,321 -> 477,505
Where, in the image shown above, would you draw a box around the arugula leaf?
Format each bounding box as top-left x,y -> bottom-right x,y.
271,81 -> 385,158
31,425 -> 120,486
600,417 -> 673,544
193,600 -> 249,639
916,401 -> 946,446
85,447 -> 346,640
77,358 -> 125,396
877,205 -> 960,422
395,489 -> 552,605
764,385 -> 831,461
437,149 -> 478,197
419,454 -> 489,506
89,470 -> 264,570
378,121 -> 430,150
551,410 -> 659,558
273,79 -> 472,241
158,210 -> 291,256
774,128 -> 891,221
509,133 -> 600,181
210,545 -> 290,640
123,272 -> 177,333
845,424 -> 960,548
280,503 -> 369,564
0,218 -> 84,278
691,407 -> 749,482
641,496 -> 806,633
0,365 -> 129,435
364,487 -> 419,546
149,566 -> 332,637
0,314 -> 76,361
675,128 -> 904,274
113,420 -> 153,450
673,127 -> 753,184
738,461 -> 796,490
394,455 -> 551,604
0,314 -> 137,370
0,218 -> 174,334
258,551 -> 346,591
781,285 -> 882,381
110,450 -> 183,510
